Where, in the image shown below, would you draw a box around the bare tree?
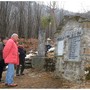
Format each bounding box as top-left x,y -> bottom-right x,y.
46,1 -> 57,39
18,2 -> 25,38
33,2 -> 42,38
27,2 -> 33,38
0,1 -> 62,39
0,2 -> 9,37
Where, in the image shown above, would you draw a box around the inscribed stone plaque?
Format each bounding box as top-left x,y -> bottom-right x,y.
69,36 -> 80,61
57,40 -> 64,56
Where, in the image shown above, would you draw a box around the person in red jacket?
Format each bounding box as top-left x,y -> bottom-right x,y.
3,33 -> 19,87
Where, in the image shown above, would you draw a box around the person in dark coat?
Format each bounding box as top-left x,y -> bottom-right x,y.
0,37 -> 8,82
16,43 -> 26,76
45,38 -> 52,56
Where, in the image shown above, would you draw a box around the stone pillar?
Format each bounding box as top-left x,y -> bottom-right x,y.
32,29 -> 45,70
38,30 -> 45,57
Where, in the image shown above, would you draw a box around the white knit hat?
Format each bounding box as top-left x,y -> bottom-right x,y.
47,38 -> 51,41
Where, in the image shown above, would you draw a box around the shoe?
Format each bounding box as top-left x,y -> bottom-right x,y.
0,80 -> 5,83
5,83 -> 18,87
16,74 -> 20,76
20,73 -> 24,75
5,83 -> 8,86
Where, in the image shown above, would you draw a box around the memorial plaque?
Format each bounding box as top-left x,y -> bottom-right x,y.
69,36 -> 80,61
57,40 -> 64,56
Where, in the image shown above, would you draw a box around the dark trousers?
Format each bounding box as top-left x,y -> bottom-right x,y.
0,67 -> 3,81
16,60 -> 25,75
0,60 -> 6,81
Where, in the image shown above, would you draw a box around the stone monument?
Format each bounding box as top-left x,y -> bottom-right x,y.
32,29 -> 45,70
55,15 -> 90,82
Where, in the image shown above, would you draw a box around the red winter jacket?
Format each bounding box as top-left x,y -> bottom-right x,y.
3,38 -> 19,65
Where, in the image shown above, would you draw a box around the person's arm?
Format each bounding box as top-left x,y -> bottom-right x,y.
3,40 -> 13,59
0,42 -> 3,58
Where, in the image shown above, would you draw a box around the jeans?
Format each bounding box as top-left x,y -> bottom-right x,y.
6,64 -> 14,84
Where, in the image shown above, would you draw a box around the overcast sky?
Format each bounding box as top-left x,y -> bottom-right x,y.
42,0 -> 90,13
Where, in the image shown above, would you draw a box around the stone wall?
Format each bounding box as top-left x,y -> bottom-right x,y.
81,22 -> 90,68
55,17 -> 90,82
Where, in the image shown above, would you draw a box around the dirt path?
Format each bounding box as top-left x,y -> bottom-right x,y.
0,69 -> 72,89
0,68 -> 90,89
